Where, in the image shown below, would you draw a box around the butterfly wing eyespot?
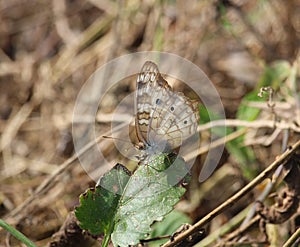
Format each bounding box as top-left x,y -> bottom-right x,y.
135,142 -> 145,150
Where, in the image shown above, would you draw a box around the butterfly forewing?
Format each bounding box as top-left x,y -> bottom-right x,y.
135,61 -> 199,153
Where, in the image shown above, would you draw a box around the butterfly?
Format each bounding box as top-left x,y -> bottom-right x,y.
135,61 -> 199,161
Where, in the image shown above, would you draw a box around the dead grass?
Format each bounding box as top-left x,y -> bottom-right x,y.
0,0 -> 299,246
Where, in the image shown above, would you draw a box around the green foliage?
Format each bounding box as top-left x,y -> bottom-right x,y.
75,164 -> 131,246
232,92 -> 261,179
228,92 -> 259,179
218,2 -> 232,31
237,92 -> 263,121
231,61 -> 291,178
149,210 -> 192,246
199,105 -> 228,137
258,61 -> 291,89
200,98 -> 257,179
226,134 -> 257,179
75,154 -> 189,247
236,60 -> 288,121
199,104 -> 211,124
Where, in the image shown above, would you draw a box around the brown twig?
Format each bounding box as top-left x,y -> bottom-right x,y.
161,139 -> 300,247
97,115 -> 300,133
0,103 -> 35,152
283,227 -> 300,247
214,215 -> 261,247
197,119 -> 300,133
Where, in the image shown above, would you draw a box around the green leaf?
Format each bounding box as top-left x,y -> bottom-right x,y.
149,210 -> 192,246
75,164 -> 131,246
237,92 -> 263,121
199,105 -> 228,137
230,93 -> 258,179
75,154 -> 188,247
112,154 -> 187,246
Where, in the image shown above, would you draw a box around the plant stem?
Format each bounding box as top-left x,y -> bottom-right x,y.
0,219 -> 37,247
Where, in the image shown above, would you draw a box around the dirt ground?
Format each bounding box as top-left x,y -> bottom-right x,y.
0,0 -> 299,246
